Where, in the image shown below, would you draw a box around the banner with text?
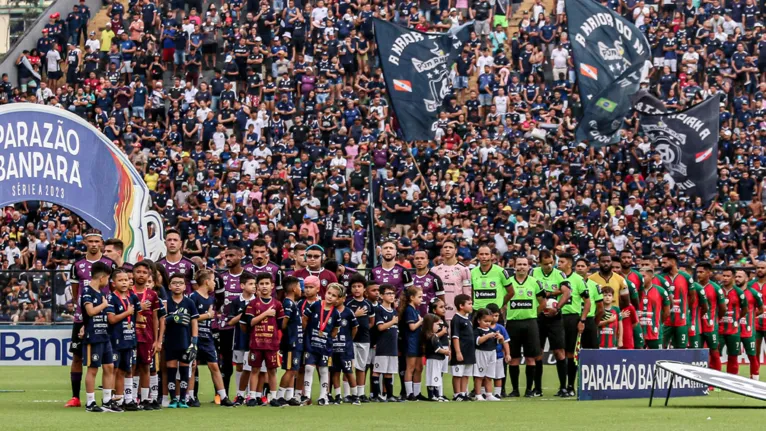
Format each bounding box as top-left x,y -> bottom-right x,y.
0,327 -> 73,366
578,349 -> 709,400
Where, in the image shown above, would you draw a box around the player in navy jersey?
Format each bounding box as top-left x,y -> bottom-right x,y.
189,270 -> 235,406
66,229 -> 117,409
243,239 -> 284,298
276,276 -> 304,406
294,244 -> 339,298
330,285 -> 359,404
104,238 -> 134,276
296,275 -> 321,403
372,284 -> 401,402
412,250 -> 445,316
226,271 -> 257,406
107,270 -> 141,411
302,283 -> 342,406
368,240 -> 413,296
345,274 -> 374,402
158,229 -> 197,295
400,286 -> 426,401
164,273 -> 199,409
218,246 -> 252,396
81,261 -> 117,412
323,259 -> 358,295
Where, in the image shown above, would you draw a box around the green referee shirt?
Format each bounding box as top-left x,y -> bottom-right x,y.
506,275 -> 546,320
471,264 -> 512,309
531,267 -> 570,301
585,277 -> 603,318
561,271 -> 590,315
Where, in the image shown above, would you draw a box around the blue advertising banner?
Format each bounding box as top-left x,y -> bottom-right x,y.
578,349 -> 709,400
0,105 -> 166,262
0,327 -> 72,366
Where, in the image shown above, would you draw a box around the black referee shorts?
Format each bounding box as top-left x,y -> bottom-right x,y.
506,318 -> 541,359
581,317 -> 599,350
563,314 -> 580,354
537,314 -> 565,352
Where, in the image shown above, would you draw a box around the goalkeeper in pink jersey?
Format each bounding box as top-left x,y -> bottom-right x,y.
431,240 -> 472,323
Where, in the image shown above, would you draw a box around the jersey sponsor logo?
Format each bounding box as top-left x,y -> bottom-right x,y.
509,299 -> 533,309
475,290 -> 497,299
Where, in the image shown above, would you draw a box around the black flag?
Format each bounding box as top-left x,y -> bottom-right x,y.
374,18 -> 471,142
632,89 -> 667,115
640,95 -> 720,203
567,0 -> 650,146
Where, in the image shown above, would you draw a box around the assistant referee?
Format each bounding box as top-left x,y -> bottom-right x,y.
502,256 -> 546,398
558,253 -> 590,397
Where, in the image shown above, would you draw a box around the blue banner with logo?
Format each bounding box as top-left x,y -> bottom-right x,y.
0,327 -> 72,366
578,349 -> 709,400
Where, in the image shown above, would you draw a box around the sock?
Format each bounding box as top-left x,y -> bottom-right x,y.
249,390 -> 257,399
438,382 -> 444,397
427,386 -> 434,398
217,389 -> 227,399
194,367 -> 200,399
162,395 -> 169,406
318,367 -> 330,399
71,372 -> 82,399
493,386 -> 501,396
710,350 -> 722,372
356,385 -> 365,397
405,381 -> 413,396
727,355 -> 739,375
398,369 -> 406,397
567,358 -> 577,388
140,387 -> 150,403
235,371 -> 242,391
150,375 -> 159,401
371,375 -> 380,398
556,359 -> 567,389
286,387 -> 295,400
343,381 -> 351,397
384,376 -> 394,398
525,365 -> 535,392
303,365 -> 315,398
116,397 -> 124,405
276,387 -> 286,400
534,362 -> 543,391
749,355 -> 760,377
132,376 -> 139,399
102,389 -> 112,404
166,367 -> 177,398
414,382 -> 421,396
333,387 -> 341,397
156,373 -> 163,401
501,376 -> 507,393
124,378 -> 133,403
255,391 -> 262,399
509,365 -> 520,392
86,392 -> 95,405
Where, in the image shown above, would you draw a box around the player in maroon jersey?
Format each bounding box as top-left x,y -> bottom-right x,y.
104,238 -> 133,275
735,270 -> 764,380
411,250 -> 445,316
158,229 -> 197,294
718,269 -> 749,376
293,244 -> 338,298
243,239 -> 284,299
132,261 -> 166,410
752,261 -> 766,378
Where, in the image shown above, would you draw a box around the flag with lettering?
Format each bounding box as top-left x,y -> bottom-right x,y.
639,95 -> 720,202
374,18 -> 471,142
567,0 -> 650,146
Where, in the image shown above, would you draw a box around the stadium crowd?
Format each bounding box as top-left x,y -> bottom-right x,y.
0,0 -> 766,412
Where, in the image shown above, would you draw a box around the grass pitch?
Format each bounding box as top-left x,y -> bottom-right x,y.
0,366 -> 763,430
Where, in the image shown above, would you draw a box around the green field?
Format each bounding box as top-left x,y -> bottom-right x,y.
0,366 -> 763,430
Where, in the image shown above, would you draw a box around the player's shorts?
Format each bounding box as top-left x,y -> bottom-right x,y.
373,355 -> 398,374
538,315 -> 565,351
473,350 -> 496,379
113,348 -> 133,372
353,343 -> 370,371
662,325 -> 688,349
165,348 -> 186,362
83,341 -> 114,368
330,354 -> 354,374
688,334 -> 702,349
450,363 -> 474,377
280,349 -> 302,371
507,318 -> 541,358
304,351 -> 330,367
742,336 -> 757,356
756,330 -> 766,340
645,339 -> 661,349
425,358 -> 444,387
581,317 -> 599,350
406,336 -> 423,357
197,340 -> 218,364
70,322 -> 84,355
368,346 -> 376,365
493,356 -> 505,379
719,333 -> 740,356
562,314 -> 581,353
233,349 -> 252,371
249,350 -> 279,369
136,342 -> 154,365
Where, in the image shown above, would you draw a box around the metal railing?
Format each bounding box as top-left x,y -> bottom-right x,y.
0,269 -> 69,325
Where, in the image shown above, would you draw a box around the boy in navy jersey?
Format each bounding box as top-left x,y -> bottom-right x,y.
345,274 -> 374,402
244,273 -> 285,407
296,275 -> 321,403
164,273 -> 199,409
302,282 -> 342,406
330,284 -> 359,404
81,262 -> 117,412
276,276 -> 304,406
227,272 -> 257,405
450,294 -> 475,401
107,270 -> 141,411
372,284 -> 401,402
190,270 -> 234,406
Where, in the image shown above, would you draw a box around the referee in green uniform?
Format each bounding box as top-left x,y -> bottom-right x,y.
530,250 -> 571,397
471,245 -> 513,310
558,253 -> 590,397
576,257 -> 604,350
502,256 -> 547,398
